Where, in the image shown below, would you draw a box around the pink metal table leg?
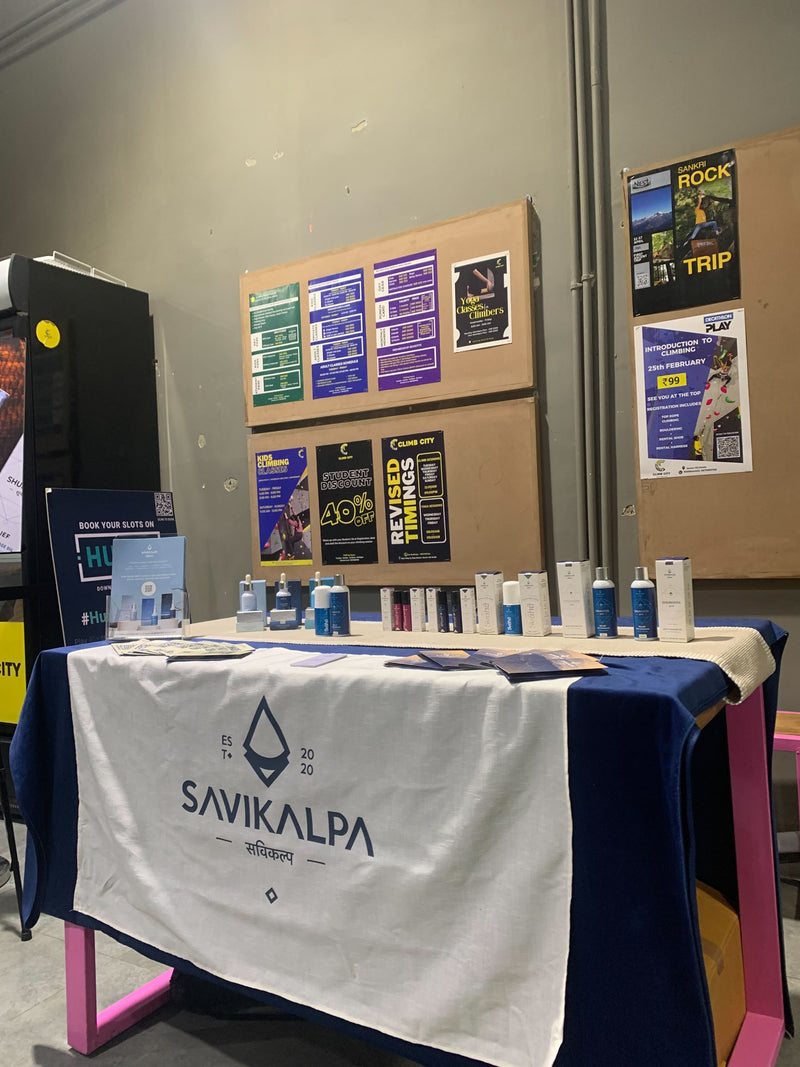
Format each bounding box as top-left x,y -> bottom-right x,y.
64,921 -> 173,1054
726,687 -> 786,1067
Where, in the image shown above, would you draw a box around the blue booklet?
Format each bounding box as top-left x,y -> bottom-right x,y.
109,535 -> 187,637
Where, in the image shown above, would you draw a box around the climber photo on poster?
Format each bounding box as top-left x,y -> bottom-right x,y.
381,430 -> 451,564
628,148 -> 739,316
316,440 -> 378,566
255,447 -> 312,565
452,252 -> 512,351
634,308 -> 752,480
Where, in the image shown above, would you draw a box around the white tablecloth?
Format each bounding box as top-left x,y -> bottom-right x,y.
69,644 -> 574,1067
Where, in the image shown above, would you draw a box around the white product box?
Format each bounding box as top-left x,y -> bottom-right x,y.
475,571 -> 504,635
556,560 -> 594,638
518,571 -> 552,636
426,587 -> 440,632
380,587 -> 394,631
459,587 -> 477,634
655,557 -> 695,642
410,587 -> 426,632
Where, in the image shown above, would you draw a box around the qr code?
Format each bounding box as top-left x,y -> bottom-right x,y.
715,435 -> 741,460
153,492 -> 174,518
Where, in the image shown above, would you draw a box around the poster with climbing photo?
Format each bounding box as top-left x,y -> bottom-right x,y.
634,308 -> 752,480
255,447 -> 312,565
628,148 -> 739,316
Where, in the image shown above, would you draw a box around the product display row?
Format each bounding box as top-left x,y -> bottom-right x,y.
233,559 -> 696,644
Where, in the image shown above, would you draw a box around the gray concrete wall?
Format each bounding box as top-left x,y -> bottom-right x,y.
0,0 -> 797,707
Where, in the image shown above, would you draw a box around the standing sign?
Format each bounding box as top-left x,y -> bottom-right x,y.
0,337 -> 26,553
308,269 -> 368,399
255,447 -> 312,565
374,250 -> 440,391
381,430 -> 450,564
316,440 -> 378,566
249,284 -> 304,406
452,252 -> 512,350
633,308 -> 752,479
46,489 -> 179,645
628,149 -> 739,316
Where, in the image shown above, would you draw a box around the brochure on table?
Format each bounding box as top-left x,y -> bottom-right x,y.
108,535 -> 187,637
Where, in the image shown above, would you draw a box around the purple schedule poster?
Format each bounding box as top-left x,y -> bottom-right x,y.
374,249 -> 440,391
308,269 -> 368,399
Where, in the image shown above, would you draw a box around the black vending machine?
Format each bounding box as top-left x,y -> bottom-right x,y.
0,254 -> 161,747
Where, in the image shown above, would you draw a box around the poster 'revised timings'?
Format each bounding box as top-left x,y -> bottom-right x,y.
316,440 -> 378,566
381,431 -> 450,564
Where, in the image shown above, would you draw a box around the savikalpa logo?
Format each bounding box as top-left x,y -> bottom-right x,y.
243,697 -> 290,787
180,696 -> 374,856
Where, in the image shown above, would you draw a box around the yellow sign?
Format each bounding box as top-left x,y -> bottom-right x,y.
0,621 -> 26,724
656,373 -> 687,390
35,319 -> 61,348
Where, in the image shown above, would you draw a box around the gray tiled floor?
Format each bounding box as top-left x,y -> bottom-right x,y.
3,822 -> 800,1066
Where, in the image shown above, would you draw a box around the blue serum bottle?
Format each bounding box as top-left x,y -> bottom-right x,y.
631,566 -> 657,641
275,572 -> 292,612
329,573 -> 351,636
503,581 -> 523,635
240,574 -> 257,612
592,567 -> 618,638
314,584 -> 332,636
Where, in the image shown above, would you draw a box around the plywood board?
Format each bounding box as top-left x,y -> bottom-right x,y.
241,200 -> 535,426
247,397 -> 542,586
623,125 -> 800,578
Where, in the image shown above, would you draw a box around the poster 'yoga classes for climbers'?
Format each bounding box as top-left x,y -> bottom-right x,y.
633,308 -> 752,480
451,252 -> 512,351
255,447 -> 312,565
628,148 -> 739,316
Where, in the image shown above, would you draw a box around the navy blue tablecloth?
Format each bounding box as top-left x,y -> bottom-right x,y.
10,620 -> 790,1067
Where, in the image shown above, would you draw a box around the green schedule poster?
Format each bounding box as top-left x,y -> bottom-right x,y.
249,283 -> 304,406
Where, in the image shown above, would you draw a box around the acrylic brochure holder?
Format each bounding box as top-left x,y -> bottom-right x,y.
105,589 -> 190,641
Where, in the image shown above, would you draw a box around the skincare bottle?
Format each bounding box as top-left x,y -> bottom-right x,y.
631,566 -> 657,641
240,574 -> 257,612
329,574 -> 350,636
380,587 -> 395,630
503,581 -> 523,635
392,590 -> 403,630
276,572 -> 292,612
309,570 -> 322,600
436,589 -> 449,632
448,589 -> 463,633
592,567 -> 618,638
314,583 -> 332,636
401,589 -> 412,631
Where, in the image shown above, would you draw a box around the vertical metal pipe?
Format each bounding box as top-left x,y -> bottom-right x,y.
589,0 -> 614,570
572,0 -> 598,568
566,0 -> 588,560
